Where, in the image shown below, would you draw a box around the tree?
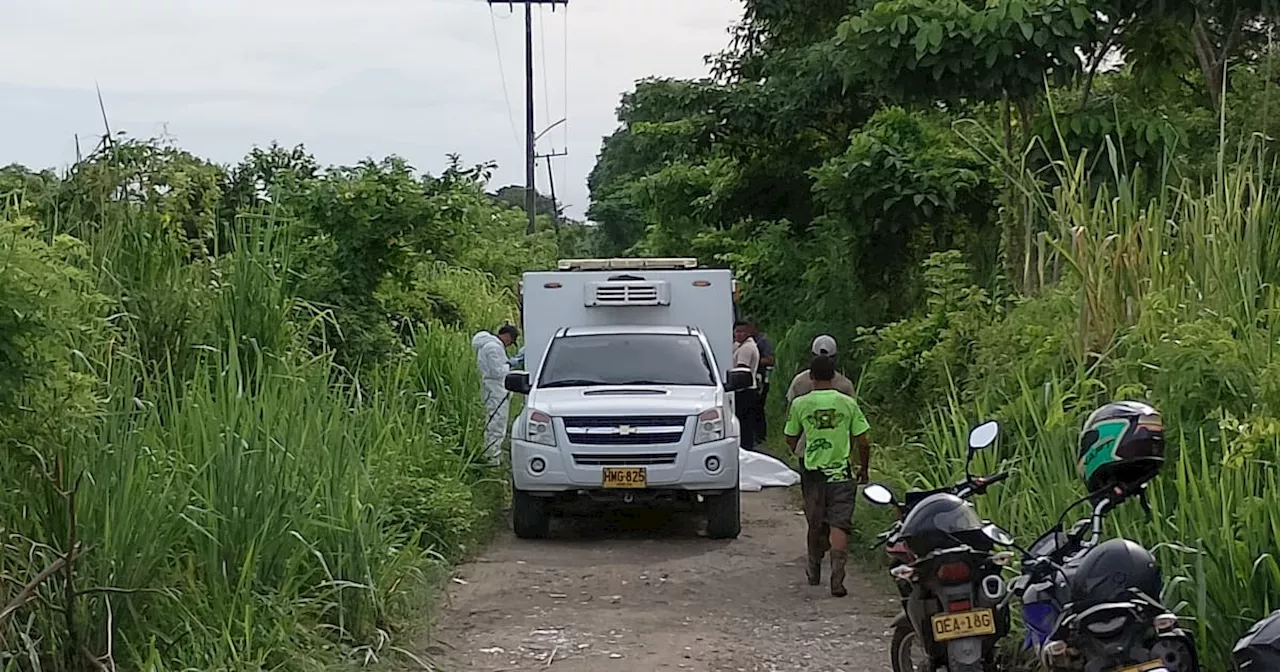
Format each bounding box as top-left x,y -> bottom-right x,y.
1174,0 -> 1275,108
491,185 -> 560,220
834,0 -> 1098,125
586,78 -> 731,254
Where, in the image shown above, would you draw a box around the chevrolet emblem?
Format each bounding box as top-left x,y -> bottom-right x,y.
617,425 -> 636,435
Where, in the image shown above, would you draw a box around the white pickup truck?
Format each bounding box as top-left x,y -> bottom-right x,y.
504,258 -> 753,539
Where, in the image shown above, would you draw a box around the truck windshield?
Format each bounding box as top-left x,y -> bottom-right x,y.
539,333 -> 717,387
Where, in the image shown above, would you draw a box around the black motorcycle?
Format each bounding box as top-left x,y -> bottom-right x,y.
864,420 -> 1017,672
1011,482 -> 1199,672
1234,609 -> 1280,670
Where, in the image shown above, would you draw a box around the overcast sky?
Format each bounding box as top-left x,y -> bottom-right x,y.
0,0 -> 742,220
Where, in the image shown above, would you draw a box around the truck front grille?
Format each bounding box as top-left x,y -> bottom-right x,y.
562,415 -> 686,446
572,453 -> 679,466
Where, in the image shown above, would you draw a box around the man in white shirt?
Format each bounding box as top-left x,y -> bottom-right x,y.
732,320 -> 762,451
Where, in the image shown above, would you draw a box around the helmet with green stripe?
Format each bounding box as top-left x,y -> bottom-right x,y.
1078,401 -> 1166,493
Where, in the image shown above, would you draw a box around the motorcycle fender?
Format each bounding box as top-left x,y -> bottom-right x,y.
891,611 -> 910,630
946,636 -> 984,669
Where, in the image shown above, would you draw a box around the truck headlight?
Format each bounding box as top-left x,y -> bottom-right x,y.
693,409 -> 724,445
526,410 -> 556,446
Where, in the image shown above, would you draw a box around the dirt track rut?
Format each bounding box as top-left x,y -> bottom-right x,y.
427,488 -> 897,671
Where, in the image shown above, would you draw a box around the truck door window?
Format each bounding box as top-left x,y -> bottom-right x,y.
539,334 -> 717,388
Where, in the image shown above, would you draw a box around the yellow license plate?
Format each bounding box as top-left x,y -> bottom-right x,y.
1114,661 -> 1164,672
602,467 -> 647,488
931,608 -> 996,642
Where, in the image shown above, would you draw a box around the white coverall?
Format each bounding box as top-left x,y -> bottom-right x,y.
471,331 -> 511,464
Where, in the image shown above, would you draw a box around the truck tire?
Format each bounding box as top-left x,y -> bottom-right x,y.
705,487 -> 741,539
512,488 -> 550,539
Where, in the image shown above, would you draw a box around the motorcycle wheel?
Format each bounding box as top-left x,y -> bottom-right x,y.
891,624 -> 933,672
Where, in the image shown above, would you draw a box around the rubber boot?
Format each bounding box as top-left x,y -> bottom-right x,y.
829,550 -> 849,597
805,528 -> 825,586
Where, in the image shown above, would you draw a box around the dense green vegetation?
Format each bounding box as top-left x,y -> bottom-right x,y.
0,139 -> 589,669
588,0 -> 1280,664
8,0 -> 1280,667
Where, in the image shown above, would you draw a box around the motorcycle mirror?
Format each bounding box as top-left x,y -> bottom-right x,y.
982,523 -> 1015,546
862,483 -> 894,506
968,421 -> 999,451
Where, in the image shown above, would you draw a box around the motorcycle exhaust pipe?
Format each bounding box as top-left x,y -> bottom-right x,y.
982,574 -> 1006,602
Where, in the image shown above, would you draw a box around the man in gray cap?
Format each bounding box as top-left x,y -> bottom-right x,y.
785,335 -> 855,404
785,335 -> 863,591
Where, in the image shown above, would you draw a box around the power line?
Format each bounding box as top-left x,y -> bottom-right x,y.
484,0 -> 568,235
538,5 -> 553,129
488,7 -> 520,150
562,4 -> 571,221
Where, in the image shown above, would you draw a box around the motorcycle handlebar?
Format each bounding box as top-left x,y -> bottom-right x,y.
869,523 -> 900,550
1020,496 -> 1118,579
981,471 -> 1011,487
872,472 -> 1010,550
956,471 -> 1010,498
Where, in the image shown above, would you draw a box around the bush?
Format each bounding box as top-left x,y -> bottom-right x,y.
856,146 -> 1280,666
0,139 -> 549,670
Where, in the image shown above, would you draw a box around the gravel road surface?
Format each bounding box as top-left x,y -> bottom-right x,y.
427,488 -> 897,671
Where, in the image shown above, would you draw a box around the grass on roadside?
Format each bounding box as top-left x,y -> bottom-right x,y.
848,136 -> 1280,666
2,192 -> 511,670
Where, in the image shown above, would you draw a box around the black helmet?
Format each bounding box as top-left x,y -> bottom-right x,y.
1078,401 -> 1165,493
1069,538 -> 1163,606
899,493 -> 985,554
1234,610 -> 1280,671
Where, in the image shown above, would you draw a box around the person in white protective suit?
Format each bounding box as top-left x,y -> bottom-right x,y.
471,324 -> 520,464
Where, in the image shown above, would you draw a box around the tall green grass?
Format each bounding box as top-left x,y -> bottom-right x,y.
868,135 -> 1280,665
2,175 -> 508,669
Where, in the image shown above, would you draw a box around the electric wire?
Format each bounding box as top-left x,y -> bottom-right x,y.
538,4 -> 553,132
489,6 -> 521,152
536,4 -> 553,205
562,3 -> 571,218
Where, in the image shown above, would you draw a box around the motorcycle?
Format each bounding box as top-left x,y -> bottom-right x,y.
863,420 -> 1017,672
1010,482 -> 1199,672
1234,609 -> 1280,670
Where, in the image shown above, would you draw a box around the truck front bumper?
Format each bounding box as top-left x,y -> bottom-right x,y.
510,436 -> 740,493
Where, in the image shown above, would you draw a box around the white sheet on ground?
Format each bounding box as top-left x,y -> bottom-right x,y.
738,448 -> 801,492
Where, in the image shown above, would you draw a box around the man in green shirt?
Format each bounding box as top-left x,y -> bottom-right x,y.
784,354 -> 872,597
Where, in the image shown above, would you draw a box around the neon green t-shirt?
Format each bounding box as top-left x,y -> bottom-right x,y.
784,388 -> 871,481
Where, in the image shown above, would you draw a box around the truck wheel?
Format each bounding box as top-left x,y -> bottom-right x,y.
705,487 -> 741,539
512,488 -> 550,539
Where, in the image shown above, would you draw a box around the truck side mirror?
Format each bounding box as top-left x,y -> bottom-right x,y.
724,368 -> 754,392
505,371 -> 532,395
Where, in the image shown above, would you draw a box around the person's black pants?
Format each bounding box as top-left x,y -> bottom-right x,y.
755,381 -> 770,440
735,388 -> 762,451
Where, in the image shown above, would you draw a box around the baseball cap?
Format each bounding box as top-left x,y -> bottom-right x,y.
811,334 -> 838,356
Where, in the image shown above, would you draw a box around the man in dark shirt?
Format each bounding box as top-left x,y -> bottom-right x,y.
747,317 -> 774,440
732,320 -> 762,451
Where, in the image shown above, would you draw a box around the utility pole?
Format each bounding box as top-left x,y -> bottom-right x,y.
537,149 -> 568,230
488,0 -> 568,235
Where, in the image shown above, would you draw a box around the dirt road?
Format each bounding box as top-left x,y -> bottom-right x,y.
427,488 -> 897,671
